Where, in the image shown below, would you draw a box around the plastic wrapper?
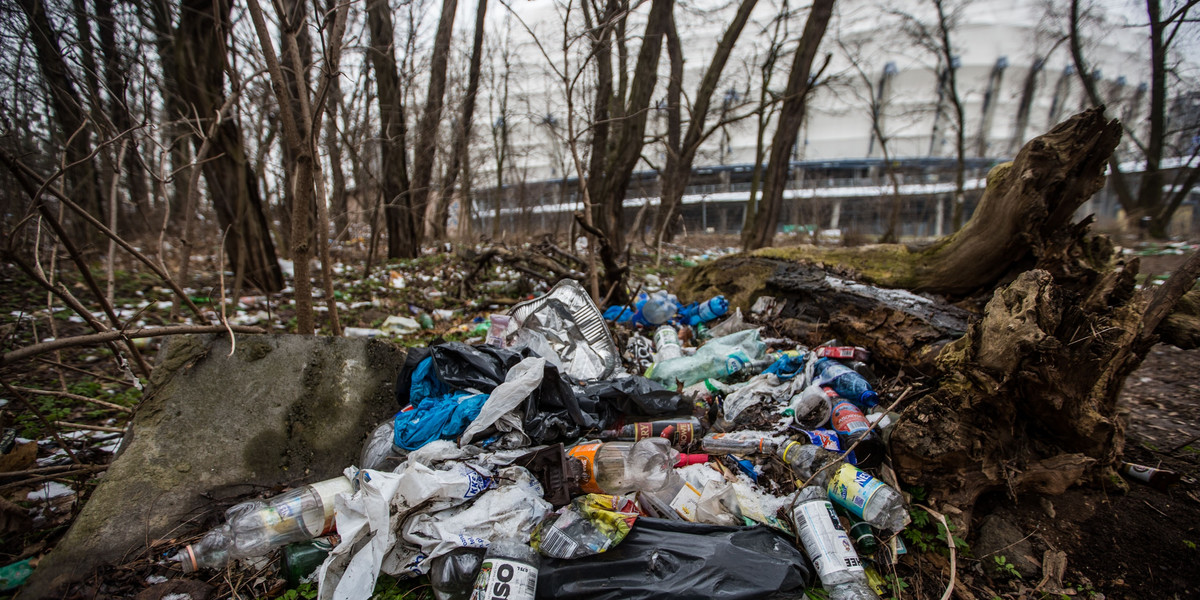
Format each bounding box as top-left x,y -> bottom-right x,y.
722,372 -> 805,424
704,307 -> 755,338
508,279 -> 620,381
530,494 -> 639,559
535,518 -> 814,600
360,420 -> 406,472
401,466 -> 553,563
460,357 -> 546,445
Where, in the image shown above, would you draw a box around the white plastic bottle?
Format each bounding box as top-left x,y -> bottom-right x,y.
470,538 -> 540,600
790,486 -> 879,600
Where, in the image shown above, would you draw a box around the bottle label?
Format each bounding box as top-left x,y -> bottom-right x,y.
724,352 -> 749,376
631,422 -> 695,446
470,558 -> 538,600
827,464 -> 884,519
799,429 -> 843,451
793,500 -> 863,580
831,401 -> 870,434
567,442 -> 604,494
653,326 -> 679,349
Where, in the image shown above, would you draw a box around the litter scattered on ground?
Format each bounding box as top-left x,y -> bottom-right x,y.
152,269 -> 950,600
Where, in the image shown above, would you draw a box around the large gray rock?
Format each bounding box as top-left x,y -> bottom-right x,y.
22,334 -> 405,598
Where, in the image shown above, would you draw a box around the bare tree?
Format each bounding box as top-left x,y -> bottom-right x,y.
405,0 -> 459,254
1070,0 -> 1199,238
742,0 -> 836,251
171,0 -> 284,292
584,0 -> 674,300
366,0 -> 414,260
653,0 -> 759,248
431,0 -> 488,240
245,0 -> 349,333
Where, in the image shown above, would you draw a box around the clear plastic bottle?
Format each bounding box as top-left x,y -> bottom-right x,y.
470,538 -> 540,600
789,384 -> 834,429
174,476 -> 353,572
431,547 -> 486,600
826,464 -> 911,532
814,358 -> 879,408
790,486 -> 878,599
638,291 -> 679,326
652,325 -> 683,362
567,438 -> 679,495
645,329 -> 766,388
700,430 -> 778,454
777,440 -> 844,487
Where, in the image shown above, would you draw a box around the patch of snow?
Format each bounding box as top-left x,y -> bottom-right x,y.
27,482 -> 75,502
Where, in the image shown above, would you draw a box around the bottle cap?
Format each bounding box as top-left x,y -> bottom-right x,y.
675,453 -> 709,467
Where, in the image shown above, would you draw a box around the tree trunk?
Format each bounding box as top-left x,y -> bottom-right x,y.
407,0 -> 459,253
587,0 -> 673,302
95,0 -> 152,233
366,0 -> 414,259
173,0 -> 283,292
19,0 -> 106,242
742,0 -> 835,251
679,108 -> 1198,524
327,78 -> 349,241
655,0 -> 758,247
433,0 -> 487,241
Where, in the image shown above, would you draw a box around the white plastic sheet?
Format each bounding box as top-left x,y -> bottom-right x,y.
459,357 -> 545,446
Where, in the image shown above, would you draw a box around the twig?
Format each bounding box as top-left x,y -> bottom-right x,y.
1140,248 -> 1200,343
0,463 -> 109,477
11,386 -> 134,413
914,503 -> 956,600
217,227 -> 236,357
1,380 -> 79,465
0,465 -> 108,493
2,325 -> 267,366
33,357 -> 135,386
54,421 -> 128,434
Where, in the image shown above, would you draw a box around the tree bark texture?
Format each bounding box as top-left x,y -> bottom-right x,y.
366,0 -> 414,259
655,0 -> 758,246
432,0 -> 488,241
742,0 -> 834,251
173,0 -> 283,292
586,0 -> 673,301
679,109 -> 1199,523
18,0 -> 106,241
406,0 -> 459,254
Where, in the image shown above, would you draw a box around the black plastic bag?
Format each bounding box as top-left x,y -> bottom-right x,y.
522,362 -> 598,443
581,376 -> 685,417
535,518 -> 813,600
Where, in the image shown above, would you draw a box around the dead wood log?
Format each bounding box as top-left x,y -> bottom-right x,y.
676,109 -> 1199,524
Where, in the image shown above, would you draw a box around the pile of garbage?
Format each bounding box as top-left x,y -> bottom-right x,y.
171,279 -> 913,600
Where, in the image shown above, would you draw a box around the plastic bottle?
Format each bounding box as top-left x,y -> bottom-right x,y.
699,430 -> 779,455
777,440 -> 844,487
174,476 -> 353,572
789,384 -> 834,429
431,547 -> 487,600
645,329 -> 766,388
790,486 -> 878,599
814,358 -> 879,408
828,397 -> 887,469
567,438 -> 680,495
599,416 -> 703,448
678,296 -> 729,326
652,325 -> 683,362
826,464 -> 911,532
638,291 -> 679,326
469,538 -> 540,600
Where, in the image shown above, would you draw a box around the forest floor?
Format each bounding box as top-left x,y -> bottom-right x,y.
0,232 -> 1197,599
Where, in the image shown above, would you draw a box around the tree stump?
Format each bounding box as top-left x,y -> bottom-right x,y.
677,108 -> 1199,524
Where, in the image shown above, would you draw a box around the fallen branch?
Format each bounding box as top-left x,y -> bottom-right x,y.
54,421 -> 127,434
11,386 -> 134,413
1,325 -> 267,367
0,465 -> 108,493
